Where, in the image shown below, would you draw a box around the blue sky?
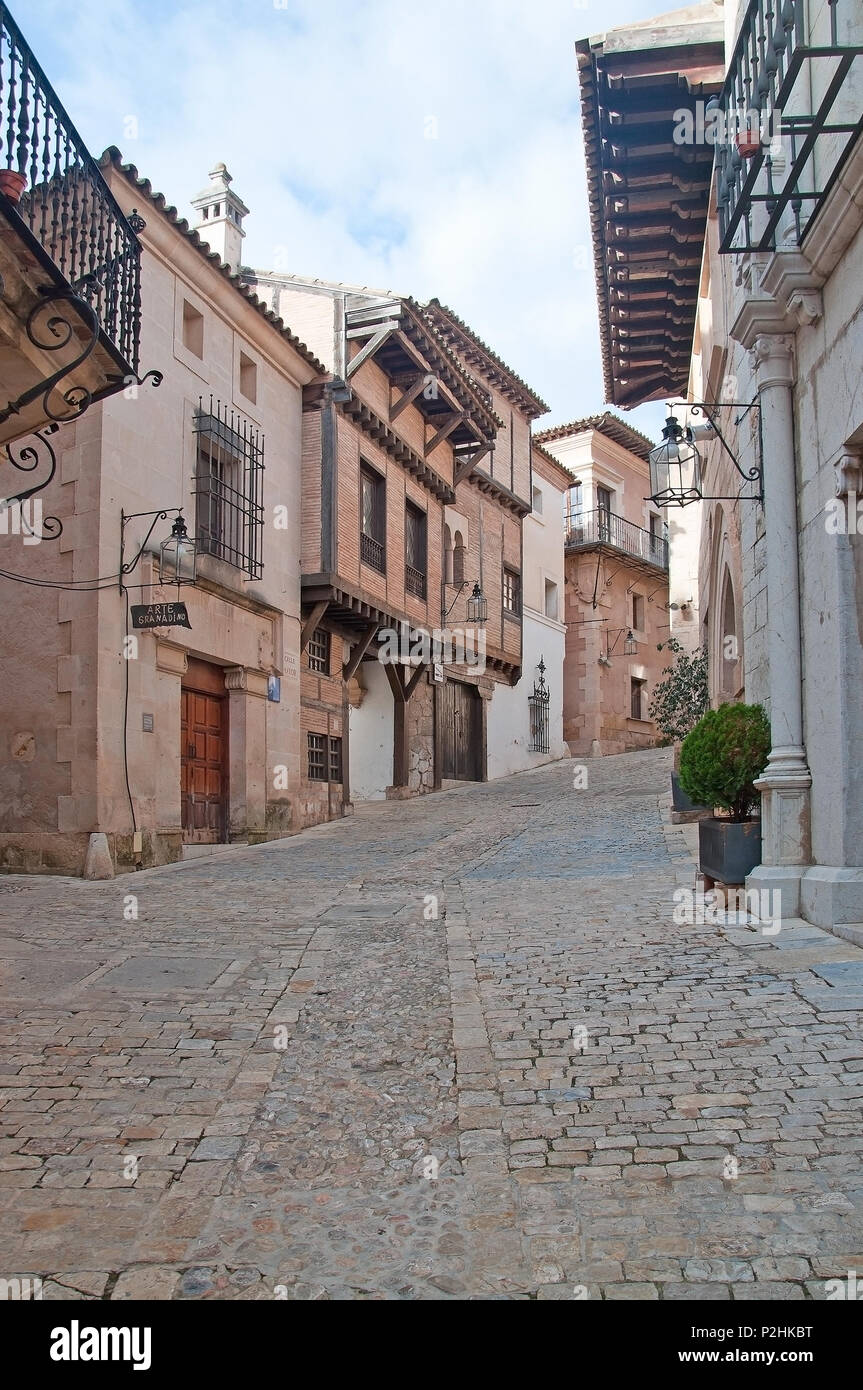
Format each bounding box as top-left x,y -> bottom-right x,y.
21,0 -> 676,437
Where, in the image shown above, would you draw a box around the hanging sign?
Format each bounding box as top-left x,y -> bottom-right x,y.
130,601 -> 192,630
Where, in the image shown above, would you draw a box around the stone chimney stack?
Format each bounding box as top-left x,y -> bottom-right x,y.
190,163 -> 248,274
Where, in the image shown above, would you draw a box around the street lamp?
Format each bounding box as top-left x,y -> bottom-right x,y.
159,513 -> 197,584
120,507 -> 197,590
648,404 -> 763,507
466,581 -> 488,625
606,627 -> 637,658
648,416 -> 702,507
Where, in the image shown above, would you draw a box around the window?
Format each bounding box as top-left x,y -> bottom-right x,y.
597,485 -> 613,541
630,677 -> 647,721
632,593 -> 644,631
307,628 -> 330,674
182,300 -> 204,358
648,512 -> 666,563
360,463 -> 386,573
503,567 -> 521,618
544,579 -> 558,620
405,501 -> 427,599
532,485 -> 543,515
239,351 -> 257,404
194,399 -> 265,578
307,733 -> 342,783
329,737 -> 343,784
308,733 -> 327,780
452,530 -> 466,586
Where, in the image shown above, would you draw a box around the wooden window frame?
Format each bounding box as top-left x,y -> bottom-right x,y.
360,461 -> 386,574
503,566 -> 522,620
307,628 -> 330,674
404,499 -> 427,600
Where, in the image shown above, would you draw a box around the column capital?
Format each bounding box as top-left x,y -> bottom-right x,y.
224,666 -> 268,697
750,333 -> 796,390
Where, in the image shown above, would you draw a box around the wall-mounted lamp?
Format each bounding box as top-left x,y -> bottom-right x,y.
466,580 -> 488,625
120,508 -> 197,591
442,578 -> 488,626
648,403 -> 762,508
606,627 -> 637,658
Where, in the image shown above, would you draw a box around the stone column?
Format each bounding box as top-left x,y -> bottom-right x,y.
224,667 -> 268,841
746,333 -> 811,913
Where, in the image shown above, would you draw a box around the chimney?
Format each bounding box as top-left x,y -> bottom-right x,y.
190,162 -> 248,274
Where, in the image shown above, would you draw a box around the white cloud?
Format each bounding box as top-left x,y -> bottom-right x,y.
22,0 -> 675,435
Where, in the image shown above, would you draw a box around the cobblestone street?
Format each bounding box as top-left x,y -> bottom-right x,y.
2,747 -> 863,1300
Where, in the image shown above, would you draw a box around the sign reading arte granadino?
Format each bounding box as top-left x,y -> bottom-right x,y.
130,601 -> 192,630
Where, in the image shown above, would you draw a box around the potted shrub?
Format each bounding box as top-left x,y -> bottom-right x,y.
648,638 -> 709,813
678,702 -> 770,886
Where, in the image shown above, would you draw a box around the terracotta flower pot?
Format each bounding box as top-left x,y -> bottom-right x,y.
736,131 -> 761,159
0,169 -> 26,204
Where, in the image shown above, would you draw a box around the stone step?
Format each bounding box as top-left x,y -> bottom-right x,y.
181,842 -> 249,861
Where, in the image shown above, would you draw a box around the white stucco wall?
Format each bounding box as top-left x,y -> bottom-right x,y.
487,613 -> 567,778
348,660 -> 393,800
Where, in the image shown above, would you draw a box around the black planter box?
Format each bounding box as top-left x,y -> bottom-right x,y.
698,816 -> 762,886
671,770 -> 709,814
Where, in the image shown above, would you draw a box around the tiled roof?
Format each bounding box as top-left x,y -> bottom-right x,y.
423,300 -> 549,418
535,411 -> 655,461
99,148 -> 328,376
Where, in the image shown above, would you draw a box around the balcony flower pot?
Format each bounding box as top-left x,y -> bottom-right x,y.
735,130 -> 761,159
698,815 -> 762,887
0,169 -> 26,204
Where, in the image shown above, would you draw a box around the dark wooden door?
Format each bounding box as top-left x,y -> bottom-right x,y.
181,689 -> 227,843
440,679 -> 481,781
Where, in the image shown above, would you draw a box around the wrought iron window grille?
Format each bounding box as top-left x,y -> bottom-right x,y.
193,397 -> 264,579
528,656 -> 551,754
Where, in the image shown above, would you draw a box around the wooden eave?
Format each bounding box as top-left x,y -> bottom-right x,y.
467,467 -> 531,518
337,394 -> 455,504
576,23 -> 724,408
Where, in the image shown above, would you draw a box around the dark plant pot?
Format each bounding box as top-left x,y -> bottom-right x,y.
671,770 -> 708,814
698,816 -> 762,886
0,169 -> 26,204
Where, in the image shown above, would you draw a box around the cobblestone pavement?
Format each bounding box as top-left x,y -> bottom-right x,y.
2,747 -> 863,1300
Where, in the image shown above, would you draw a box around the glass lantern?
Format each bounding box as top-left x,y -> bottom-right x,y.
648,416 -> 702,507
466,581 -> 488,624
159,513 -> 197,585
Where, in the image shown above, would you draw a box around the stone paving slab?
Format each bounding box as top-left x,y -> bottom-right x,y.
0,748 -> 861,1299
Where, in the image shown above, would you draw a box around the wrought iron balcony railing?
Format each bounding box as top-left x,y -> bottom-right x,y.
405,563 -> 427,599
716,0 -> 863,252
0,2 -> 142,370
361,531 -> 385,573
565,508 -> 669,570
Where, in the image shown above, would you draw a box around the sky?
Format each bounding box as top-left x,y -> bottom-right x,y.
21,0 -> 674,438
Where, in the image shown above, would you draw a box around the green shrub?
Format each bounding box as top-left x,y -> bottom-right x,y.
648,638 -> 708,745
678,702 -> 770,821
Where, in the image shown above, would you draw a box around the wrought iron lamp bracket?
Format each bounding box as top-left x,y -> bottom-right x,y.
688,401 -> 763,501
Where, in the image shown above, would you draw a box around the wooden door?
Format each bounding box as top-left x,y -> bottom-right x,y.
181,688 -> 227,843
440,679 -> 481,781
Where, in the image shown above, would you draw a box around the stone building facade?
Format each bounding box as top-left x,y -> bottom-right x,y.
537,414 -> 670,756
0,153 -> 324,874
241,273 -> 545,802
577,0 -> 863,936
